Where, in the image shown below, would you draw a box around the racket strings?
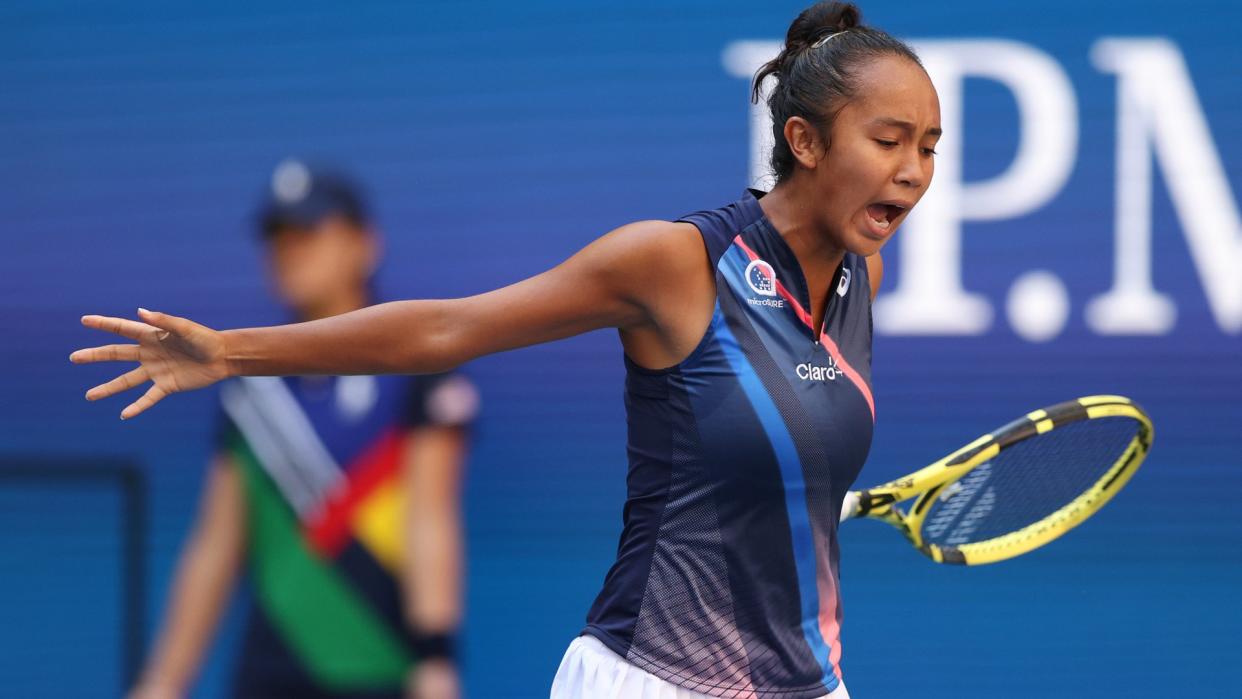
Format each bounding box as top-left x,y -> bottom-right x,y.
920,417 -> 1140,547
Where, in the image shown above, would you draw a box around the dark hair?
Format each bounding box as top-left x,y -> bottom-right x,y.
753,2 -> 923,182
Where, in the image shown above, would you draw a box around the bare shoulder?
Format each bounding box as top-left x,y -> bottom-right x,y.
588,218 -> 710,306
865,252 -> 884,301
600,219 -> 705,266
604,220 -> 717,368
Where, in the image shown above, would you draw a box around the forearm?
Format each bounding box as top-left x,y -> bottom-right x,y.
138,530 -> 242,692
136,459 -> 244,694
223,299 -> 460,378
401,430 -> 467,635
403,503 -> 464,633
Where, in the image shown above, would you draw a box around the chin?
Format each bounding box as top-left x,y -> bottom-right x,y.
849,231 -> 889,257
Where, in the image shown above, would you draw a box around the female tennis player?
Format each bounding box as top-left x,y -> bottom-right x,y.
73,3 -> 939,697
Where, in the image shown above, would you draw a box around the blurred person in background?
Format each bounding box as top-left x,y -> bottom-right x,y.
128,160 -> 479,699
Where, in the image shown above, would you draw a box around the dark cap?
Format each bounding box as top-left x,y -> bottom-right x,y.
255,159 -> 368,237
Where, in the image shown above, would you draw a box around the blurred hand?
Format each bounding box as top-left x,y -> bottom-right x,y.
71,308 -> 231,419
406,659 -> 460,699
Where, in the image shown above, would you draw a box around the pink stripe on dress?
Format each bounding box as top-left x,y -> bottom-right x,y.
818,556 -> 844,679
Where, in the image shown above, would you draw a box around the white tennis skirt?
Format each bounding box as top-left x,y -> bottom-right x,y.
550,634 -> 850,699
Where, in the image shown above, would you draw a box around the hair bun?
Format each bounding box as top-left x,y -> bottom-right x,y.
784,2 -> 862,53
751,2 -> 921,183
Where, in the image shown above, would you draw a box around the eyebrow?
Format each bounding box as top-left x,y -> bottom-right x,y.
872,117 -> 942,137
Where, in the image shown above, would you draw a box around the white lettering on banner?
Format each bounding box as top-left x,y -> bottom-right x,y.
878,40 -> 1077,336
720,41 -> 785,191
721,37 -> 1240,338
1086,39 -> 1242,335
723,39 -> 1077,336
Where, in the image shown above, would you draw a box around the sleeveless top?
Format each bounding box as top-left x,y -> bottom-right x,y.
583,190 -> 875,698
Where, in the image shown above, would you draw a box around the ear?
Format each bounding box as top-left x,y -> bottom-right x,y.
783,116 -> 827,171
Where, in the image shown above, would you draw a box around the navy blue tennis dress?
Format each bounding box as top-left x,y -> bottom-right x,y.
583,190 -> 875,698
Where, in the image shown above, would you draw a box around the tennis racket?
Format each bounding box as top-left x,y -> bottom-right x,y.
839,395 -> 1153,565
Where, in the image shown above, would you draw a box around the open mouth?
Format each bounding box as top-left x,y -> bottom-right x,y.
865,202 -> 906,233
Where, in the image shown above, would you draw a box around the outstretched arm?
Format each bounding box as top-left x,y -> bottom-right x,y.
224,220 -> 656,376
72,220 -> 695,419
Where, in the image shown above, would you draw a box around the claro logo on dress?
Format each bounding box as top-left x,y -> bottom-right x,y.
796,356 -> 841,382
744,259 -> 785,308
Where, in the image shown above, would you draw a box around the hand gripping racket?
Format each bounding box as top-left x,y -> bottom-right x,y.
840,395 -> 1153,565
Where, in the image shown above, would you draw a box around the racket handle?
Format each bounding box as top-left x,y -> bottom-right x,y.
840,491 -> 862,523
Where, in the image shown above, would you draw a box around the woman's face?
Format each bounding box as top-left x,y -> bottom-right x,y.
808,54 -> 941,256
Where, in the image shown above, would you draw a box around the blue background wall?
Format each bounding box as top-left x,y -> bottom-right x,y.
2,1 -> 1239,697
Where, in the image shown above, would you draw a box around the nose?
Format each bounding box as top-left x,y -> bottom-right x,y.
894,147 -> 927,190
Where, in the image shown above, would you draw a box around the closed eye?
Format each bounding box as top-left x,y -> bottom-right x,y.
875,139 -> 898,148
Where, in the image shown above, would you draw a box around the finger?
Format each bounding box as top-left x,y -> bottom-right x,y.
137,308 -> 197,337
81,315 -> 155,341
70,343 -> 141,364
86,366 -> 149,402
121,384 -> 166,420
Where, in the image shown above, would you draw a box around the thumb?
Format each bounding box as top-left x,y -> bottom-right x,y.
137,308 -> 195,336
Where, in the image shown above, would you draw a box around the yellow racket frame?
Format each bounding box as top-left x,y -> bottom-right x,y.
840,395 -> 1153,565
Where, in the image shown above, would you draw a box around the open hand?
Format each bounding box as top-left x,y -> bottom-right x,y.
71,308 -> 231,419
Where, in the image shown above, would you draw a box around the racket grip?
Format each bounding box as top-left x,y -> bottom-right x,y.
840,491 -> 862,523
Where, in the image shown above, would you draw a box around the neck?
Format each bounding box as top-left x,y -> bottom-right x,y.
758,179 -> 847,283
296,286 -> 370,322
